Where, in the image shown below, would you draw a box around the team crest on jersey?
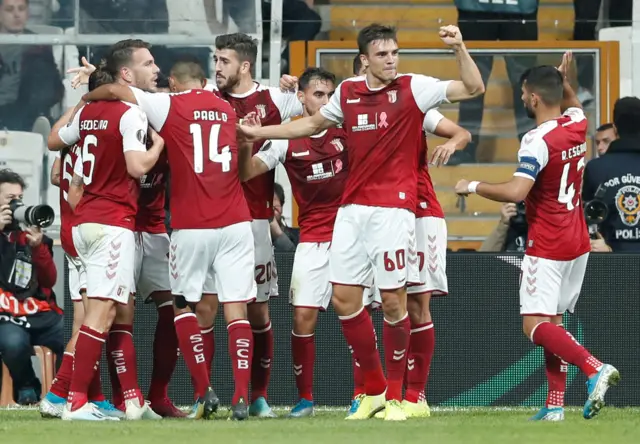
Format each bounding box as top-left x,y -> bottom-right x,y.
330,138 -> 344,152
615,185 -> 640,226
387,90 -> 397,104
255,104 -> 267,119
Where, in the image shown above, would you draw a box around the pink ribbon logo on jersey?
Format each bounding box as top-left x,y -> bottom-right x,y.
378,112 -> 389,129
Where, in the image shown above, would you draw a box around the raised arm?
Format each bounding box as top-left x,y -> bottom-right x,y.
82,83 -> 138,104
48,107 -> 79,151
240,139 -> 289,182
50,153 -> 61,186
558,51 -> 582,112
439,25 -> 485,103
120,107 -> 165,179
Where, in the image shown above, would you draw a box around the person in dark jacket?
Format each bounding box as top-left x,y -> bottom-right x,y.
583,97 -> 640,253
0,0 -> 64,130
272,182 -> 299,251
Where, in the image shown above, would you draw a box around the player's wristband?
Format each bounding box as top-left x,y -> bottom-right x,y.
468,181 -> 480,194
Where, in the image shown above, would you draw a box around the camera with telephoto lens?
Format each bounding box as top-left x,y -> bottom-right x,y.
5,199 -> 55,231
584,184 -> 608,240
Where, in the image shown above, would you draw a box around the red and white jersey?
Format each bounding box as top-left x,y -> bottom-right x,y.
58,101 -> 148,230
514,107 -> 591,260
56,147 -> 83,257
320,74 -> 451,211
135,150 -> 168,234
417,109 -> 446,219
219,82 -> 303,220
255,127 -> 348,243
130,87 -> 251,230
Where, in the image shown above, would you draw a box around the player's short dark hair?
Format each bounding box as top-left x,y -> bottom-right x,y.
353,54 -> 362,76
215,33 -> 258,67
298,67 -> 336,92
170,56 -> 206,84
596,122 -> 614,133
0,169 -> 26,190
357,24 -> 397,56
520,65 -> 564,106
105,39 -> 152,76
613,96 -> 640,138
274,182 -> 285,205
88,63 -> 114,91
156,71 -> 170,89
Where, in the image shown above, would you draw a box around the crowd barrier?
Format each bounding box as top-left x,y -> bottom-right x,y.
62,252 -> 640,407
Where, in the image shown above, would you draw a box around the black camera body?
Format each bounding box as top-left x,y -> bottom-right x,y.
584,184 -> 608,240
5,199 -> 55,231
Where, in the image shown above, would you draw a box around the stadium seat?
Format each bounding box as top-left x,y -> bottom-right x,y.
0,131 -> 45,205
0,346 -> 56,407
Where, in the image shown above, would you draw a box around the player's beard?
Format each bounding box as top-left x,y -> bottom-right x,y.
217,68 -> 242,92
524,102 -> 536,119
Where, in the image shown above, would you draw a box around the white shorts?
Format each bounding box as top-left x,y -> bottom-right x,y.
519,253 -> 589,316
134,232 -> 171,301
66,253 -> 86,302
252,219 -> 277,303
72,224 -> 136,305
289,242 -> 332,310
329,205 -> 416,290
362,285 -> 382,310
169,222 -> 257,304
408,217 -> 448,296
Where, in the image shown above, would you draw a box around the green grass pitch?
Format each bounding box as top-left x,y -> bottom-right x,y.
1,407 -> 639,444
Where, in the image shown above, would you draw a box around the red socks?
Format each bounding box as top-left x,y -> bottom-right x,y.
68,326 -> 106,410
404,321 -> 434,403
50,351 -> 74,399
251,321 -> 273,401
148,303 -> 179,402
107,323 -> 143,406
201,324 -> 215,378
545,348 -> 567,408
228,320 -> 253,404
174,312 -> 210,400
532,322 -> 602,378
291,332 -> 315,401
339,308 -> 386,396
383,314 -> 411,401
351,351 -> 365,398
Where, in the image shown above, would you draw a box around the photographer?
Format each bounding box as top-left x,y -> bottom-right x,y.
479,202 -> 528,252
0,169 -> 63,405
583,97 -> 640,253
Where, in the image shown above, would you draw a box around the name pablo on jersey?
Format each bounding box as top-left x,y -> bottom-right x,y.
562,143 -> 587,161
80,120 -> 108,131
193,110 -> 229,122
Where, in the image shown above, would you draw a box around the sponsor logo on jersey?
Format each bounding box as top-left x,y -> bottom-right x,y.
255,104 -> 267,119
330,138 -> 344,152
351,114 -> 376,132
615,184 -> 640,227
387,90 -> 397,104
306,162 -> 335,182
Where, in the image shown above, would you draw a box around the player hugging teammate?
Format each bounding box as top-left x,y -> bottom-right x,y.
42,27 -> 618,423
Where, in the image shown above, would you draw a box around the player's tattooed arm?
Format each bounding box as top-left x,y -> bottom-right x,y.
68,173 -> 84,211
455,176 -> 535,203
82,83 -> 137,104
50,156 -> 61,186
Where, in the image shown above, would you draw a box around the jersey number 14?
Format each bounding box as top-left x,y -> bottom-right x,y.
190,123 -> 231,173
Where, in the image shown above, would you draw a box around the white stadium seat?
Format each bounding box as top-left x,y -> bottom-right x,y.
0,131 -> 45,206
